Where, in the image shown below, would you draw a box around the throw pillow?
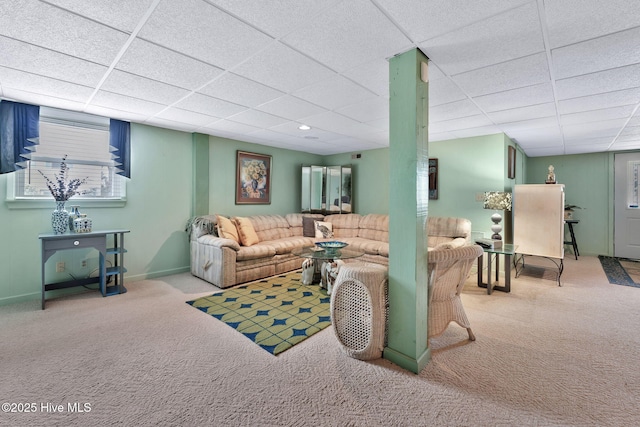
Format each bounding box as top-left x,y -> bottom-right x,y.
233,216 -> 260,246
314,220 -> 334,239
302,217 -> 317,237
216,215 -> 239,243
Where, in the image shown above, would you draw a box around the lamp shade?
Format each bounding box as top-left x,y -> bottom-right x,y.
483,191 -> 512,211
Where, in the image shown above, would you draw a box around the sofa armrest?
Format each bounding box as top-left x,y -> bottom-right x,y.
198,234 -> 241,251
433,237 -> 467,250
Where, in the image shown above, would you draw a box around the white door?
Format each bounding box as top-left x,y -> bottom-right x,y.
614,152 -> 640,259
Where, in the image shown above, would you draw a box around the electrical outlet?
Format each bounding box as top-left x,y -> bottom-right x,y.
81,259 -> 88,268
56,262 -> 65,272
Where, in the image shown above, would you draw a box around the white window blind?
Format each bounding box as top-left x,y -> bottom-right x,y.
15,107 -> 124,200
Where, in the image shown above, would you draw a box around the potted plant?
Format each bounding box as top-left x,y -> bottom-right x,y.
564,204 -> 582,220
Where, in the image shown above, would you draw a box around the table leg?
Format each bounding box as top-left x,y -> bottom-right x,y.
487,253 -> 493,295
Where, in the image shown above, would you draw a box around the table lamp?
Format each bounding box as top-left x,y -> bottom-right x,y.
483,191 -> 512,240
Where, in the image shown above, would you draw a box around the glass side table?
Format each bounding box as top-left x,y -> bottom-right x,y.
477,243 -> 517,295
292,246 -> 364,293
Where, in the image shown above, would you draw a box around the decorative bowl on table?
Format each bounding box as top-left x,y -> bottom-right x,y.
315,241 -> 348,255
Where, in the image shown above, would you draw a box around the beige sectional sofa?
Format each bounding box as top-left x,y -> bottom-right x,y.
189,213 -> 471,289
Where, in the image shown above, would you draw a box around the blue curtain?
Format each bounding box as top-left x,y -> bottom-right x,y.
0,100 -> 39,174
109,119 -> 131,178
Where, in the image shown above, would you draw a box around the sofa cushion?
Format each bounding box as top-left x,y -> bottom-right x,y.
233,216 -> 260,246
284,213 -> 325,237
250,215 -> 293,241
303,217 -> 317,237
261,236 -> 316,255
324,213 -> 362,238
358,214 -> 389,242
236,244 -> 277,261
216,215 -> 239,243
314,221 -> 334,239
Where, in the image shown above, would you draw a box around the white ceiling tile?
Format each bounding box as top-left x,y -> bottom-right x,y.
255,95 -> 326,121
228,109 -> 288,128
0,1 -> 128,65
144,117 -> 198,133
451,126 -> 502,139
268,122 -> 344,141
282,0 -> 412,72
303,111 -> 383,137
174,93 -> 247,117
116,39 -> 224,90
430,99 -> 484,123
336,97 -> 388,123
628,115 -> 640,127
208,0 -> 341,39
558,88 -> 640,115
500,117 -> 560,133
544,0 -> 640,48
452,53 -> 550,97
341,59 -> 390,97
552,26 -> 640,80
564,144 -> 612,155
203,119 -> 261,135
618,126 -> 640,139
429,78 -> 467,107
83,105 -> 150,123
2,87 -> 86,112
555,63 -> 640,100
101,70 -> 190,105
563,136 -> 613,147
563,119 -> 628,141
376,0 -> 530,43
365,117 -> 389,131
0,36 -> 107,87
139,0 -> 273,69
293,75 -> 378,111
421,2 -> 543,75
609,140 -> 640,151
560,105 -> 636,126
487,103 -> 557,124
91,91 -> 167,116
429,115 -> 494,133
474,83 -> 555,112
523,146 -> 565,157
199,73 -> 284,107
156,107 -> 219,127
232,42 -> 335,93
429,131 -> 458,142
0,66 -> 94,102
507,125 -> 563,145
41,0 -> 158,33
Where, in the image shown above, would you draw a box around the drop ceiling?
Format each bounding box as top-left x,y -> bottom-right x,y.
1,0 -> 640,156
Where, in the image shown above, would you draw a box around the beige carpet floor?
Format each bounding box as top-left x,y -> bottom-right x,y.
1,255 -> 639,426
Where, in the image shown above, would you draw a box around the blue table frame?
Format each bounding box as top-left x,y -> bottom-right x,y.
39,229 -> 129,309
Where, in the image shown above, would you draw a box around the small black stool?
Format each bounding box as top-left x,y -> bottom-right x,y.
564,219 -> 580,260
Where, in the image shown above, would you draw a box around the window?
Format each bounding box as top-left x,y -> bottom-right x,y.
9,107 -> 126,206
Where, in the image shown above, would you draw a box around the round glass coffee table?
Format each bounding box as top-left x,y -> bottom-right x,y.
292,246 -> 364,293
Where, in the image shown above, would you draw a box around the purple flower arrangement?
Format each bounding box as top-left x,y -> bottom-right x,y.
38,155 -> 88,201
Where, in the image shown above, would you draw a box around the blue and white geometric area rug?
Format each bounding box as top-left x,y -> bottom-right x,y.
187,272 -> 331,355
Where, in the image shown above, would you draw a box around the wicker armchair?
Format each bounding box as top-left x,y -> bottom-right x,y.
427,245 -> 484,341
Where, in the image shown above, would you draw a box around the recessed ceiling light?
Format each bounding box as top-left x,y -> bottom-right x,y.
298,124 -> 311,130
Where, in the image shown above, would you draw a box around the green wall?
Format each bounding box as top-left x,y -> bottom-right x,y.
324,148 -> 389,215
207,136 -> 323,216
526,153 -> 613,256
0,123 -> 194,305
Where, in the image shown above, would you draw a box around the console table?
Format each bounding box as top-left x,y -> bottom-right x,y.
39,229 -> 129,309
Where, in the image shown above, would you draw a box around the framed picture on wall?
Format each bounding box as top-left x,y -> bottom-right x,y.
508,146 -> 516,179
429,158 -> 438,200
236,151 -> 272,204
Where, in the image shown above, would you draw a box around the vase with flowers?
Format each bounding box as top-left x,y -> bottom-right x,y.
39,155 -> 87,234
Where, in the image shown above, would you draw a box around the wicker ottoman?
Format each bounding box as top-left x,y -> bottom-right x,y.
330,263 -> 388,360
